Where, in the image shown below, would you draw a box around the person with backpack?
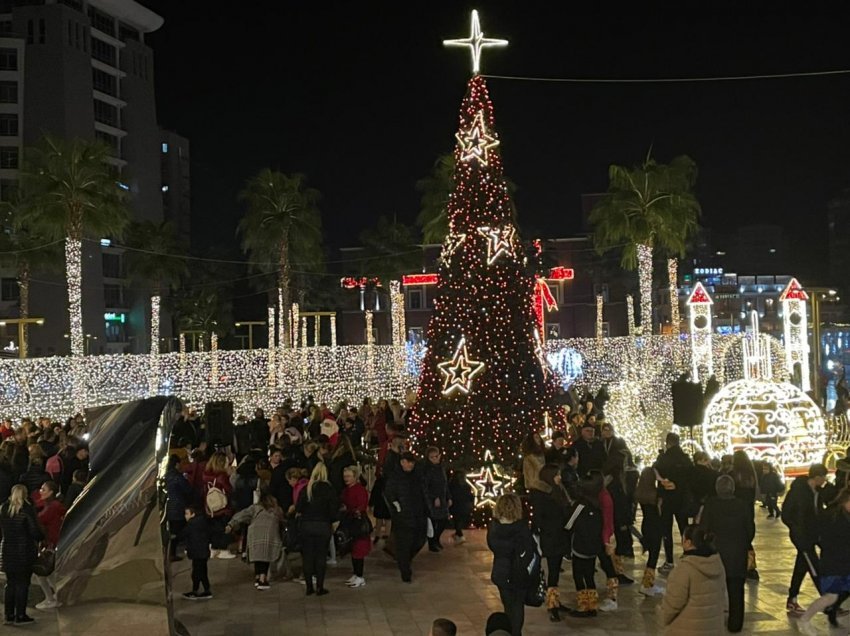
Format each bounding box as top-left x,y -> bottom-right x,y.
782,463 -> 828,615
202,451 -> 235,559
487,493 -> 536,636
565,474 -> 604,618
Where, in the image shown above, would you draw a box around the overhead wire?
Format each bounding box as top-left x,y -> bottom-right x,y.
482,68 -> 850,84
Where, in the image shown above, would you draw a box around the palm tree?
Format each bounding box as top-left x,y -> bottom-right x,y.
0,192 -> 62,357
22,135 -> 129,357
416,153 -> 518,244
124,220 -> 188,354
589,153 -> 700,334
238,170 -> 322,348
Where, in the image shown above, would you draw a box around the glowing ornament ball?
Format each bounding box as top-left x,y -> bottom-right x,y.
702,378 -> 826,475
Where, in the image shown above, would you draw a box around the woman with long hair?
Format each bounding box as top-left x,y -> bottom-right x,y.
531,463 -> 571,621
0,484 -> 43,625
34,480 -> 66,609
202,451 -> 235,559
295,462 -> 338,596
341,465 -> 371,588
520,432 -> 547,493
328,434 -> 358,493
730,450 -> 759,580
227,493 -> 284,590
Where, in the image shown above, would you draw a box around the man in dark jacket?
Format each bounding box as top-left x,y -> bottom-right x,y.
384,452 -> 429,582
699,475 -> 754,633
690,451 -> 719,508
572,423 -> 606,477
545,432 -> 569,467
654,432 -> 693,570
423,447 -> 449,552
164,455 -> 194,561
782,463 -> 827,615
600,423 -> 627,459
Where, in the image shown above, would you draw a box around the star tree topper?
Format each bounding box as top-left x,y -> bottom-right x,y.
456,110 -> 500,166
466,450 -> 514,508
438,336 -> 486,396
478,224 -> 516,265
443,10 -> 508,75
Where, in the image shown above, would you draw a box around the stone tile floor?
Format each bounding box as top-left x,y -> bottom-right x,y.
18,511 -> 839,635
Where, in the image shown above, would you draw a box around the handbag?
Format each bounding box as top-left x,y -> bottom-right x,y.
334,526 -> 353,557
33,547 -> 55,577
350,513 -> 374,539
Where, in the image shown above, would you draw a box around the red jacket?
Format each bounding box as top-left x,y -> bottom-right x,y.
38,498 -> 67,547
598,488 -> 614,545
341,482 -> 371,559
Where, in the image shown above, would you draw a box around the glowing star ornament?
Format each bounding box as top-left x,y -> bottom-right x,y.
466,450 -> 514,509
443,9 -> 508,76
456,110 -> 500,166
440,233 -> 467,263
438,336 -> 486,396
478,225 -> 515,265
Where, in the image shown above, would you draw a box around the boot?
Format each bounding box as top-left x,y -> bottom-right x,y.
569,590 -> 591,618
746,549 -> 759,581
546,587 -> 561,622
599,578 -> 618,611
587,589 -> 599,616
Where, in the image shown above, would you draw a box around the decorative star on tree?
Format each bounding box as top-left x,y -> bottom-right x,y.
443,9 -> 508,76
477,224 -> 515,265
437,336 -> 486,396
440,232 -> 467,263
456,110 -> 500,166
466,450 -> 514,508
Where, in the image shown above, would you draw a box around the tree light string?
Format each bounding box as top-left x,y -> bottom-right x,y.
637,243 -> 653,334
668,259 -> 679,335
149,295 -> 161,397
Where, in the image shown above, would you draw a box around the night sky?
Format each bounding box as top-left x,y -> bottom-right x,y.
144,1 -> 850,279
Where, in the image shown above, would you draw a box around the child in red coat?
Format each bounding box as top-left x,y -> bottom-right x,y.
341,466 -> 371,588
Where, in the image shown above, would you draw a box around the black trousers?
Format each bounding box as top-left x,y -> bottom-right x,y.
726,576 -> 745,632
169,518 -> 187,557
301,531 -> 331,590
598,549 -> 617,578
572,556 -> 596,590
352,557 -> 364,577
209,515 -> 230,550
191,559 -> 210,592
788,541 -> 820,599
453,513 -> 470,536
661,498 -> 689,563
615,524 -> 633,557
253,561 -> 270,577
498,586 -> 525,636
428,516 -> 447,548
4,570 -> 31,620
546,554 -> 564,587
764,494 -> 780,517
394,521 -> 426,580
641,503 -> 662,570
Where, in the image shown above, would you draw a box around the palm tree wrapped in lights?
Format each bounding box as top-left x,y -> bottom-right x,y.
589,152 -> 700,335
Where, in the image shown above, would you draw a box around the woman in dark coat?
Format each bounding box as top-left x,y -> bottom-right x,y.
530,463 -> 571,621
296,462 -> 338,596
164,454 -> 193,561
730,450 -> 759,580
0,484 -> 43,625
423,446 -> 449,551
488,493 -> 535,636
698,475 -> 754,633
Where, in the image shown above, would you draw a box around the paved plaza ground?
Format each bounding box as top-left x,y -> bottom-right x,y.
18,511 -> 835,635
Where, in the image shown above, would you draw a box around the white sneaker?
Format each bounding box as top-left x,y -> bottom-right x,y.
326,558 -> 338,566
345,575 -> 357,585
35,600 -> 61,610
639,585 -> 664,597
217,550 -> 236,559
347,576 -> 366,588
598,599 -> 618,612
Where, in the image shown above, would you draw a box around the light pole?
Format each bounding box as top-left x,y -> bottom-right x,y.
0,317 -> 45,359
234,321 -> 266,350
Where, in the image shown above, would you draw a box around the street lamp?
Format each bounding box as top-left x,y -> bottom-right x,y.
234,321 -> 266,350
0,317 -> 45,359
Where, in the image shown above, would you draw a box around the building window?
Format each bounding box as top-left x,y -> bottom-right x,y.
1,277 -> 19,302
26,19 -> 32,44
0,48 -> 15,71
547,282 -> 561,304
407,287 -> 423,310
104,321 -> 126,343
0,81 -> 17,104
408,326 -> 424,344
88,6 -> 115,37
546,323 -> 561,339
92,68 -> 117,96
593,283 -> 609,303
95,130 -> 119,154
93,99 -> 118,127
0,178 -> 17,202
91,37 -> 116,66
0,21 -> 12,35
103,283 -> 123,307
0,147 -> 17,169
161,142 -> 168,153
67,20 -> 72,46
0,114 -> 18,137
118,22 -> 139,42
102,252 -> 122,278
58,0 -> 84,11
38,18 -> 45,44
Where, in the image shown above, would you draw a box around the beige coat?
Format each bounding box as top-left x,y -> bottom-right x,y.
522,453 -> 547,493
659,552 -> 726,635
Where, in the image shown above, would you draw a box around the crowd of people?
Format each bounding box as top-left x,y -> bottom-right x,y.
2,394 -> 850,634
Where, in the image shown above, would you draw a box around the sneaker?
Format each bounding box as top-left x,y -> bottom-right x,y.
746,569 -> 760,582
196,591 -> 213,600
345,575 -> 357,585
35,600 -> 60,610
428,545 -> 440,552
217,550 -> 236,560
15,615 -> 35,625
599,599 -> 618,612
256,582 -> 271,590
639,585 -> 664,597
182,592 -> 199,600
786,599 -> 806,615
658,562 -> 674,573
347,576 -> 366,588
326,558 -> 338,566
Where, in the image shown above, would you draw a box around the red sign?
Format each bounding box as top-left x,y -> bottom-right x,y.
687,282 -> 713,305
779,278 -> 809,302
340,277 -> 380,289
548,267 -> 575,280
402,273 -> 439,286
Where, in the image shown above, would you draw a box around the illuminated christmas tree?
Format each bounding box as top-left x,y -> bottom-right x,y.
410,13 -> 561,473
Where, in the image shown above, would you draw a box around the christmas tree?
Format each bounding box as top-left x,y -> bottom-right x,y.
410,15 -> 562,475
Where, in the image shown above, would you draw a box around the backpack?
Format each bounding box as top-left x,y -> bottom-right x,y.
205,480 -> 228,516
46,454 -> 64,482
510,531 -> 544,606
